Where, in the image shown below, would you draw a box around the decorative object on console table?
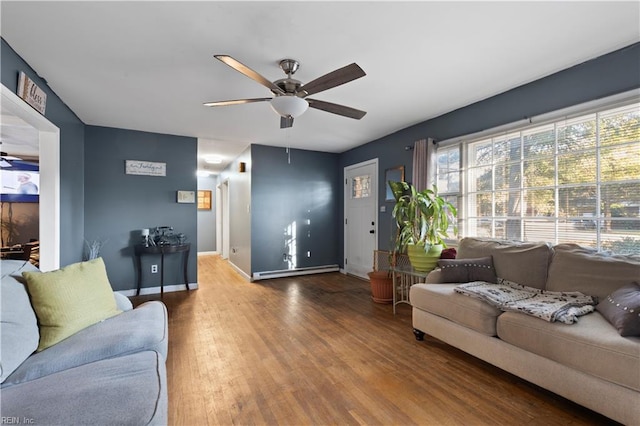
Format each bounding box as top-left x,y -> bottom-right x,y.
389,181 -> 457,272
141,228 -> 154,247
83,238 -> 107,261
153,226 -> 174,246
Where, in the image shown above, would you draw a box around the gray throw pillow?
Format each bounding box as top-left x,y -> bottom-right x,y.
1,260 -> 40,383
596,281 -> 640,337
437,256 -> 497,283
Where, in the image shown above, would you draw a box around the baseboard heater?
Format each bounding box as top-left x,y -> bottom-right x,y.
252,264 -> 339,281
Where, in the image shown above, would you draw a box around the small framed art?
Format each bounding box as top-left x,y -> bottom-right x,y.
198,190 -> 212,210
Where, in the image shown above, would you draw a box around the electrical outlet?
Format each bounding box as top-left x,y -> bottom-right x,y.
151,264 -> 158,273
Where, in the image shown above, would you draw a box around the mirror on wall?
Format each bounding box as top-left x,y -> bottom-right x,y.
385,165 -> 405,201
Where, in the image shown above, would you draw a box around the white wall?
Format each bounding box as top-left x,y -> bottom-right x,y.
197,175 -> 218,252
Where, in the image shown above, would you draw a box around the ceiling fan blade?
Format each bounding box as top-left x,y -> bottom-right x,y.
203,98 -> 271,107
280,116 -> 294,129
307,99 -> 367,120
298,63 -> 366,97
214,55 -> 284,95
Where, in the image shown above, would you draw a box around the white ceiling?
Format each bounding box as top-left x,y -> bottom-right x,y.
1,109 -> 39,159
1,1 -> 639,174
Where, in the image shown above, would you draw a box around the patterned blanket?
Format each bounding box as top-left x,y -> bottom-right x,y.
454,279 -> 597,324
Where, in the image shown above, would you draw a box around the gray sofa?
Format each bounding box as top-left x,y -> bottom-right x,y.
0,259 -> 168,425
410,238 -> 640,425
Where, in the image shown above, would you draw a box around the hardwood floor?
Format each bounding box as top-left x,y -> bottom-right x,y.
132,254 -> 616,425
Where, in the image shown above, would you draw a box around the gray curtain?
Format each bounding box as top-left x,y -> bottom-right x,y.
412,138 -> 432,192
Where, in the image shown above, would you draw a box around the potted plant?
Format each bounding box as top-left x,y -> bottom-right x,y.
367,249 -> 395,304
389,181 -> 457,272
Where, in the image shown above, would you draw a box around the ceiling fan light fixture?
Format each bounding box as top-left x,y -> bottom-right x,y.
270,95 -> 308,118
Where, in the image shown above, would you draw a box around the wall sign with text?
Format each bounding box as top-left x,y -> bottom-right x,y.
17,71 -> 47,115
125,160 -> 166,176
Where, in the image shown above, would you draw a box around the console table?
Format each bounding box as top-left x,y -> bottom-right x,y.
134,243 -> 190,297
390,264 -> 431,314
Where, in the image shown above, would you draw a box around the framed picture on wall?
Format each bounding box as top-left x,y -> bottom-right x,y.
385,166 -> 405,201
198,190 -> 212,210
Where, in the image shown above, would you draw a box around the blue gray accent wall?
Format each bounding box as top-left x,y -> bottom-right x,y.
1,38 -> 86,266
251,144 -> 340,275
84,126 -> 197,292
339,42 -> 640,265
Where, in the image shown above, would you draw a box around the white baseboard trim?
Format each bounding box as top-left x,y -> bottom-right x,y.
117,282 -> 199,297
197,251 -> 218,256
228,261 -> 252,281
252,264 -> 340,281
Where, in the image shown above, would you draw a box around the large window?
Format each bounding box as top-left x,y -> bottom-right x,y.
436,99 -> 640,254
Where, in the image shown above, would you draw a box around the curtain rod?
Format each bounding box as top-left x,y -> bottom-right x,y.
435,88 -> 640,148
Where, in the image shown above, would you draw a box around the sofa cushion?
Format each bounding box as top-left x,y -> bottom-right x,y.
0,260 -> 40,383
410,283 -> 502,336
497,310 -> 640,392
546,244 -> 640,302
456,238 -> 552,289
114,291 -> 134,311
437,256 -> 497,283
22,257 -> 122,351
2,301 -> 168,386
597,282 -> 640,337
0,350 -> 167,425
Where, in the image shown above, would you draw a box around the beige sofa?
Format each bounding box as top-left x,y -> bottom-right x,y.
410,238 -> 640,425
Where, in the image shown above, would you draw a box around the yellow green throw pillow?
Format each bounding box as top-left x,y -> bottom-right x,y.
22,257 -> 122,351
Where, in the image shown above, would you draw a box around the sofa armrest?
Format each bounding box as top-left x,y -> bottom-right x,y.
424,269 -> 443,284
113,291 -> 133,311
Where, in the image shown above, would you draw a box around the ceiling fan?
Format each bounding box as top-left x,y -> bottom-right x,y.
204,55 -> 367,129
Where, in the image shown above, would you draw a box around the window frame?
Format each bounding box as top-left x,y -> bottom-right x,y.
433,89 -> 640,253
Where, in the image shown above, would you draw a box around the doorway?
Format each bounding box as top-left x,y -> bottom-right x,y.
344,159 -> 378,279
1,85 -> 60,271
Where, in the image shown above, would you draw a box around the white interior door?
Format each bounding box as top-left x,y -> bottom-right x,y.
222,179 -> 230,259
216,179 -> 230,259
216,184 -> 222,255
344,159 -> 378,279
